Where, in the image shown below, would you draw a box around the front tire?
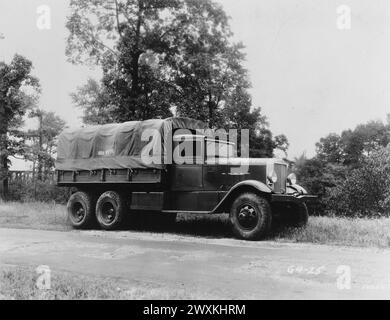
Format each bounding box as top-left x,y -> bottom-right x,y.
67,191 -> 96,229
96,191 -> 127,230
230,193 -> 272,240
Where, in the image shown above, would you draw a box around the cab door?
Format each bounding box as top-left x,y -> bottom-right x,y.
167,134 -> 205,211
169,134 -> 204,191
201,139 -> 231,210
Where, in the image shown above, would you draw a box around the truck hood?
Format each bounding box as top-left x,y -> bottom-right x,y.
206,158 -> 287,166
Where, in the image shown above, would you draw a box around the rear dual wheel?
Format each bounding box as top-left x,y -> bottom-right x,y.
95,191 -> 127,230
67,190 -> 127,230
67,191 -> 96,229
67,190 -> 176,231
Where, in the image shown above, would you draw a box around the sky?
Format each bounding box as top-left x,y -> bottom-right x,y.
1,0 -> 390,169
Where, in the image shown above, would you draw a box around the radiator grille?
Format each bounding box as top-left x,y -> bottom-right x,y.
273,163 -> 287,193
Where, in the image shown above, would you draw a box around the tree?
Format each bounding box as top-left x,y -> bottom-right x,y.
0,54 -> 40,199
66,0 -> 184,122
316,120 -> 390,167
328,146 -> 390,217
25,109 -> 66,180
298,117 -> 390,216
222,86 -> 288,157
67,0 -> 243,123
341,120 -> 390,166
316,133 -> 344,164
71,79 -> 116,125
293,154 -> 347,215
67,0 -> 288,157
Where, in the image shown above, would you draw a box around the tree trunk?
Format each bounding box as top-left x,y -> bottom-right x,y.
37,112 -> 43,181
208,101 -> 214,128
0,131 -> 9,201
128,4 -> 143,119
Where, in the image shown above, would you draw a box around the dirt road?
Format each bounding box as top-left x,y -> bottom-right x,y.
1,227 -> 390,299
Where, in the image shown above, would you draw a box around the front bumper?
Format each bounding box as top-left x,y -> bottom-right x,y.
271,194 -> 318,203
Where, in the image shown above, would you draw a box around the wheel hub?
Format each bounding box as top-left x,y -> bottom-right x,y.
72,203 -> 85,223
237,204 -> 258,230
102,203 -> 116,223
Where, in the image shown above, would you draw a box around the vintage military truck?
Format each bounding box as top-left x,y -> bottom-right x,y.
56,117 -> 316,240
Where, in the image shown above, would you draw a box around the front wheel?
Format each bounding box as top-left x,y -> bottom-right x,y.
230,193 -> 272,240
96,191 -> 127,230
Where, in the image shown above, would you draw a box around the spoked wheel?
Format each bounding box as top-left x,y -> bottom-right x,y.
230,193 -> 272,240
67,191 -> 96,229
96,191 -> 127,230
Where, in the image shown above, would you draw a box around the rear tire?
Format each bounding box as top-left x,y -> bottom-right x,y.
96,191 -> 127,230
67,191 -> 96,229
230,193 -> 272,240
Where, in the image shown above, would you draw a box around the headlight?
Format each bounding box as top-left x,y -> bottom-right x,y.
287,173 -> 297,185
267,171 -> 278,184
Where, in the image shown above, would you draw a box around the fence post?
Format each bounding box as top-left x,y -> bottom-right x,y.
0,177 -> 4,200
0,173 -> 9,201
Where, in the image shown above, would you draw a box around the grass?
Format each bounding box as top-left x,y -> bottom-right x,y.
0,200 -> 70,231
1,200 -> 390,248
274,216 -> 390,248
0,265 -> 216,300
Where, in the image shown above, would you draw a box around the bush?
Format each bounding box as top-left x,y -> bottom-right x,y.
294,158 -> 347,216
8,180 -> 71,204
328,147 -> 390,217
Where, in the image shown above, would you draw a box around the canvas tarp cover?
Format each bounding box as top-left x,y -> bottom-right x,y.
56,118 -> 208,171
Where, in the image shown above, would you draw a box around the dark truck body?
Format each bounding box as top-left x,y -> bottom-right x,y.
56,117 -> 316,240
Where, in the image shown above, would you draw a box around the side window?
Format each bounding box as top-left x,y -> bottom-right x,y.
207,140 -> 235,159
173,135 -> 204,164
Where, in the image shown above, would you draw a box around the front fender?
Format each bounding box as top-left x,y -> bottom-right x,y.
287,184 -> 308,195
212,180 -> 272,213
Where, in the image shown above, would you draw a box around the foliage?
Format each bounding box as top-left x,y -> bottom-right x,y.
25,109 -> 66,180
222,86 -> 289,157
316,120 -> 390,167
293,155 -> 347,215
7,179 -> 71,204
67,0 -> 287,157
298,117 -> 390,217
66,0 -> 229,122
0,55 -> 40,199
328,147 -> 390,217
71,79 -> 116,124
